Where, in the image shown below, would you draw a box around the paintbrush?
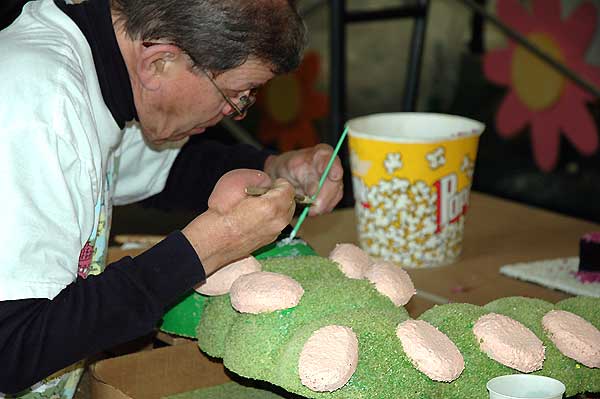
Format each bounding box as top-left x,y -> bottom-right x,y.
289,126 -> 349,240
245,186 -> 313,205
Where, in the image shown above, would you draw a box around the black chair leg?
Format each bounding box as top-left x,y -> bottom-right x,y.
330,0 -> 347,145
328,0 -> 429,207
403,0 -> 429,112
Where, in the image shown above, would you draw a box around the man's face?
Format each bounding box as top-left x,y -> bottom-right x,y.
136,58 -> 274,145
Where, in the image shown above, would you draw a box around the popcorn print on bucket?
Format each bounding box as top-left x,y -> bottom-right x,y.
356,177 -> 464,268
352,176 -> 369,209
461,155 -> 475,179
426,147 -> 446,170
350,150 -> 372,177
384,152 -> 403,174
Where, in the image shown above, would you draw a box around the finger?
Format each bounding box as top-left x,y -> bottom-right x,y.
326,157 -> 344,182
304,179 -> 320,199
261,178 -> 296,226
312,146 -> 343,183
308,180 -> 344,216
329,183 -> 344,212
208,169 -> 272,214
262,178 -> 295,207
298,148 -> 337,195
311,144 -> 334,174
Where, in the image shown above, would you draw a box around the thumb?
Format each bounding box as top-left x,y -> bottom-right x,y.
208,169 -> 272,214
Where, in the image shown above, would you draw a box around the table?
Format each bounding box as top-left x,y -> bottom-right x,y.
296,191 -> 600,317
84,192 -> 599,399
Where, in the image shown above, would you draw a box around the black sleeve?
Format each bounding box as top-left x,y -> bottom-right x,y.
141,137 -> 275,213
0,231 -> 205,395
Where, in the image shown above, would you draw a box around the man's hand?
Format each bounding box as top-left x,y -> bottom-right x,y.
264,144 -> 344,216
182,169 -> 295,275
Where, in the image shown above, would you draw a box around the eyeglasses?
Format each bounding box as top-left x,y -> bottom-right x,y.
201,70 -> 258,119
142,41 -> 258,119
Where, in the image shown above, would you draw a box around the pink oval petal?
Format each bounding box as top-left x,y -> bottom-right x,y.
364,262 -> 416,306
329,243 -> 372,279
230,272 -> 304,314
196,256 -> 262,296
396,320 -> 464,382
473,313 -> 545,373
543,310 -> 600,368
298,325 -> 359,392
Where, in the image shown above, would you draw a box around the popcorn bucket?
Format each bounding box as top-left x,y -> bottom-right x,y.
347,113 -> 484,268
487,375 -> 566,399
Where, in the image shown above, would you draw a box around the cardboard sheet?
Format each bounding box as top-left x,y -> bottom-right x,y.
90,343 -> 230,399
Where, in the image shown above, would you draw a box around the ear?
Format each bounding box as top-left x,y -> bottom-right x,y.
135,43 -> 184,91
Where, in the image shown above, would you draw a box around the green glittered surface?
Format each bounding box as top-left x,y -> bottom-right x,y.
556,296 -> 600,328
272,308 -> 431,399
163,382 -> 288,399
196,294 -> 237,358
241,258 -> 416,398
197,254 -> 600,398
555,296 -> 600,393
198,256 -> 422,399
419,303 -> 512,399
161,239 -> 316,338
484,297 -> 591,396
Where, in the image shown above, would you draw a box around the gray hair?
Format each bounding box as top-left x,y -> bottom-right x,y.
111,0 -> 307,75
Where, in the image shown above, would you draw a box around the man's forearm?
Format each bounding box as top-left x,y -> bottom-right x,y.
0,231 -> 204,394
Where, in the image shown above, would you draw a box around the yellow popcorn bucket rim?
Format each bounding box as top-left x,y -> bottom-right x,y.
346,112 -> 485,144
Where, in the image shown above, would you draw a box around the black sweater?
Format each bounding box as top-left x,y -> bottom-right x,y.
0,0 -> 272,393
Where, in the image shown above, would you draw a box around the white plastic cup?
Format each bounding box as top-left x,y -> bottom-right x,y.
487,375 -> 566,399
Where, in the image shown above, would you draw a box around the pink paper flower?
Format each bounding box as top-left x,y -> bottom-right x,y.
484,0 -> 600,171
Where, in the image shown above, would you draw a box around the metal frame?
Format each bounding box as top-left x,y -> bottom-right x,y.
329,0 -> 430,205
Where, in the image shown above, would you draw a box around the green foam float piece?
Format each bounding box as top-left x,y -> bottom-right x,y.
199,255 -> 436,399
272,309 -> 432,399
221,257 -> 409,388
556,296 -> 600,328
198,255 -> 350,361
160,292 -> 208,338
196,249 -> 600,398
555,296 -> 600,394
484,296 -> 591,396
163,381 -> 288,399
419,303 -> 512,399
196,294 -> 237,358
160,239 -> 316,339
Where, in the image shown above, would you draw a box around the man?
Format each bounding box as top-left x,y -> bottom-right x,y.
0,0 -> 343,396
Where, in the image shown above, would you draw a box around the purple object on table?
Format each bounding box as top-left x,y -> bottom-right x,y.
576,232 -> 600,283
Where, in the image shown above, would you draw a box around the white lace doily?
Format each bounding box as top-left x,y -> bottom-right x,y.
500,257 -> 600,298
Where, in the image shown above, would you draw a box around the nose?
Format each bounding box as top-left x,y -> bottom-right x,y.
232,110 -> 248,121
222,102 -> 236,117
221,105 -> 247,120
